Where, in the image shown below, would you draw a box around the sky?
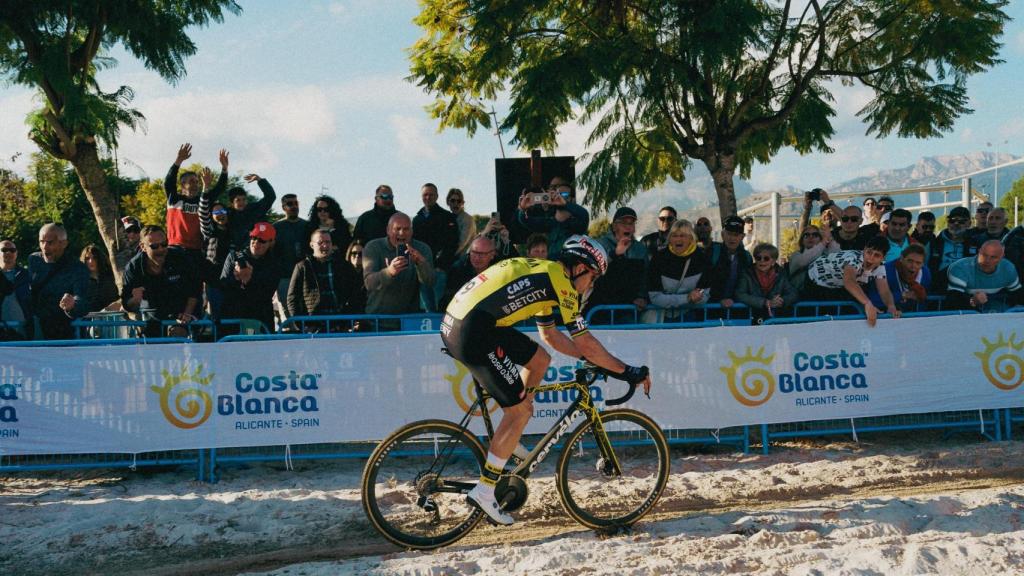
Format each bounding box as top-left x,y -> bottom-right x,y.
1,1 -> 1023,222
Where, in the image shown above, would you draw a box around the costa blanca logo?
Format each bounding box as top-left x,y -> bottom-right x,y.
150,365 -> 215,429
975,332 -> 1024,391
445,360 -> 499,416
719,347 -> 776,407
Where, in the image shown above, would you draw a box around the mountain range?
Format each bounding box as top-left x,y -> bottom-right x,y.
613,151 -> 1022,233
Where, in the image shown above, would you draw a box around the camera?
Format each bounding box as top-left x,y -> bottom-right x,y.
530,192 -> 551,204
807,189 -> 821,202
235,250 -> 249,268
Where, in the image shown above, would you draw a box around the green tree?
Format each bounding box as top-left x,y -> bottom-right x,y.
1000,175 -> 1024,227
410,1 -> 1008,222
1,1 -> 241,278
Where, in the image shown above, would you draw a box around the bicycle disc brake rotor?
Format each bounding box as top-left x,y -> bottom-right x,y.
494,475 -> 529,512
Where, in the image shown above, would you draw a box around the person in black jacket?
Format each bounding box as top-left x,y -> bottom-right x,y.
225,173 -> 276,249
306,195 -> 353,256
705,216 -> 753,315
287,229 -> 362,332
219,223 -> 280,333
353,184 -> 397,243
121,226 -> 202,337
412,182 -> 459,312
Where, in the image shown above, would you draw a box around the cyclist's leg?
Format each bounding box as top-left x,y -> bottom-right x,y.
489,345 -> 548,459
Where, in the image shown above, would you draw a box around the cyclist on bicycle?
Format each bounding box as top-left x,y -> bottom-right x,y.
440,234 -> 651,525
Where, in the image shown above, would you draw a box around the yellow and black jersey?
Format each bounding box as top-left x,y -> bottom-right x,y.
444,258 -> 588,337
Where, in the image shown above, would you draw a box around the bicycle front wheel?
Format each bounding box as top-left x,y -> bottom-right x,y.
361,419 -> 486,549
556,408 -> 669,529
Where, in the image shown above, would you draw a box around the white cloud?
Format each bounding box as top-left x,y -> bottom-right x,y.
327,2 -> 347,17
1014,30 -> 1024,55
389,114 -> 448,161
112,84 -> 336,178
0,90 -> 38,174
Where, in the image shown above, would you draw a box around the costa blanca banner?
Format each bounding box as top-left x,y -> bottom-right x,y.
1,313 -> 1023,455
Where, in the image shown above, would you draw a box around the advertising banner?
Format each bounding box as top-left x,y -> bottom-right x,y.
1,313 -> 1022,455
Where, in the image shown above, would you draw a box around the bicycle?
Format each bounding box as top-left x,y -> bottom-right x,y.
360,363 -> 670,550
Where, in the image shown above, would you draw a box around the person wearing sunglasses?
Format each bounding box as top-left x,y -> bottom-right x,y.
736,243 -> 799,323
785,224 -> 838,294
121,225 -> 201,338
641,206 -> 677,255
353,184 -> 398,244
272,194 -> 309,322
911,211 -> 937,252
589,207 -> 649,323
0,240 -> 31,340
515,178 -> 590,259
218,223 -> 280,334
199,191 -> 233,318
305,195 -> 353,256
834,206 -> 872,251
694,216 -> 714,250
926,206 -> 977,294
968,201 -> 993,239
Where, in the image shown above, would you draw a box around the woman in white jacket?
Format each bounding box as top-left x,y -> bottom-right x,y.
644,219 -> 711,322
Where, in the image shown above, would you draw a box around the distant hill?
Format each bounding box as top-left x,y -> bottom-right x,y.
597,151 -> 1022,236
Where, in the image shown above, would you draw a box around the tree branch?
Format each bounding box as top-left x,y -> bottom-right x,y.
734,0 -> 791,122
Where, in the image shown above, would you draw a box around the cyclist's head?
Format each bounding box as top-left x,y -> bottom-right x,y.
558,235 -> 608,280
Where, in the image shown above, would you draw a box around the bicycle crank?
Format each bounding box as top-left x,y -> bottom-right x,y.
494,475 -> 529,512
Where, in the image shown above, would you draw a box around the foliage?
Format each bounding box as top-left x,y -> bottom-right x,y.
410,1 -> 1009,220
588,217 -> 610,239
1000,175 -> 1024,226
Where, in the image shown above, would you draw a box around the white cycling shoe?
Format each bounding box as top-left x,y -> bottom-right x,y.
466,484 -> 514,526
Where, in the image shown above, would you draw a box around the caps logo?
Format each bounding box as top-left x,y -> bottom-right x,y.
975,332 -> 1024,391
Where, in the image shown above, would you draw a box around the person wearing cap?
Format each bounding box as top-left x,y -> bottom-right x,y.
225,172 -> 277,250
805,236 -> 901,327
641,206 -> 677,255
353,184 -> 398,244
588,207 -> 648,322
121,225 -> 202,337
927,206 -> 977,294
968,201 -> 993,239
218,222 -> 280,332
114,216 -> 143,272
705,215 -> 753,310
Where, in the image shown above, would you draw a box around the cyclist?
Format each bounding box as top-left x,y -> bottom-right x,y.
440,234 -> 651,525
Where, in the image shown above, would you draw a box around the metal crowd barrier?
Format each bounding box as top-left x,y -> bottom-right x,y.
2,307 -> 1021,480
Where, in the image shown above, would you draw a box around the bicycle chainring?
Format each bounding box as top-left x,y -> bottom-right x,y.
494,475 -> 529,512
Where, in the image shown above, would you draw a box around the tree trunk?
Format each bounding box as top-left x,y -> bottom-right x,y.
69,143 -> 126,289
702,152 -> 738,224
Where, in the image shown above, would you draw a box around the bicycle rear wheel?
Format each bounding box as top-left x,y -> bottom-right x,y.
361,419 -> 486,549
556,408 -> 669,529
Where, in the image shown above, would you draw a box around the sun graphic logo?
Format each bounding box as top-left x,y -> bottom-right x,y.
150,365 -> 215,429
974,332 -> 1024,391
444,360 -> 499,416
719,346 -> 777,407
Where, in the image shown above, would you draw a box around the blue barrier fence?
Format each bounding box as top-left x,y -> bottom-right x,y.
2,305 -> 1022,482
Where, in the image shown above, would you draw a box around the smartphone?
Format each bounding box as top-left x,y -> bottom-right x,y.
397,243 -> 408,259
807,189 -> 821,202
530,192 -> 550,204
491,211 -> 500,222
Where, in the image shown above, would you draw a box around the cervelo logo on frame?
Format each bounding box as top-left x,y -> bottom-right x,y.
975,332 -> 1024,391
150,365 -> 215,429
719,347 -> 776,407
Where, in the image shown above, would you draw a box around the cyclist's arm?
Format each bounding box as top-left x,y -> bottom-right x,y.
536,323 -> 626,374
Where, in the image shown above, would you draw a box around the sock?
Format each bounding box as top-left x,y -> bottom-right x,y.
476,452 -> 508,498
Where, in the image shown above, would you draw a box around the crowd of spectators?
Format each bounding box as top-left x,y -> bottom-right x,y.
2,150 -> 1023,340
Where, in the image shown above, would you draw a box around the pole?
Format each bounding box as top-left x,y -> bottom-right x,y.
770,191 -> 780,247
961,177 -> 971,210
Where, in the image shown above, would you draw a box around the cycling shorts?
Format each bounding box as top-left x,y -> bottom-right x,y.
440,310 -> 539,407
